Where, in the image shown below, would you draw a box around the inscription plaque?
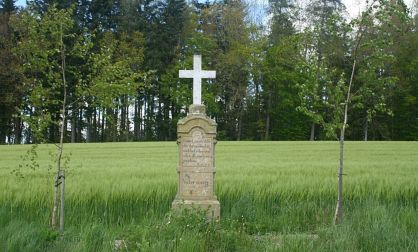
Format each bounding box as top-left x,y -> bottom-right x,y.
180,172 -> 213,198
181,130 -> 213,169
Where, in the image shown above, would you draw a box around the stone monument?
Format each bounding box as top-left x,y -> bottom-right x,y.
172,55 -> 220,219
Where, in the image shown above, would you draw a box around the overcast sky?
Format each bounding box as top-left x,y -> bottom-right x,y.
344,0 -> 416,18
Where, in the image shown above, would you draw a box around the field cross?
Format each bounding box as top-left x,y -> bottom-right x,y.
179,55 -> 216,105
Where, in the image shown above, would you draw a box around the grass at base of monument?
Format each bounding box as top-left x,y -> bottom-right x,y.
1,201 -> 418,251
0,141 -> 417,251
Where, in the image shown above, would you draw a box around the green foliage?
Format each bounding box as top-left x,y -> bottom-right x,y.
0,1 -> 21,144
349,0 -> 407,139
10,5 -> 85,143
392,15 -> 418,140
87,31 -> 147,108
0,0 -> 16,13
297,43 -> 347,139
263,34 -> 310,140
2,0 -> 418,143
11,144 -> 39,178
208,0 -> 255,140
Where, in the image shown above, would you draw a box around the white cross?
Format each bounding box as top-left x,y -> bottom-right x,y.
179,55 -> 216,105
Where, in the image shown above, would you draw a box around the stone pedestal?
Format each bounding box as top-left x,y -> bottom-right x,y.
172,104 -> 220,219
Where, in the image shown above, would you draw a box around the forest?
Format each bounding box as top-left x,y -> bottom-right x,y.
0,0 -> 417,144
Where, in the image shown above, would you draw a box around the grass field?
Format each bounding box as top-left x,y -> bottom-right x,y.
0,141 -> 417,251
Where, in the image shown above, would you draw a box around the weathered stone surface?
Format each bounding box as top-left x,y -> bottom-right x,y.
172,104 -> 220,219
180,130 -> 213,171
172,199 -> 220,219
179,172 -> 214,199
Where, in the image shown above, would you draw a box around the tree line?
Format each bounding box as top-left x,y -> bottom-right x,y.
0,0 -> 417,144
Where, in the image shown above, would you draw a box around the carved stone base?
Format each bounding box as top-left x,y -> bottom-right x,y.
172,199 -> 220,220
189,104 -> 206,115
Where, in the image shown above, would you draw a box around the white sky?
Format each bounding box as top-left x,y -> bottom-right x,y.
245,0 -> 416,25
16,0 -> 26,7
343,0 -> 416,19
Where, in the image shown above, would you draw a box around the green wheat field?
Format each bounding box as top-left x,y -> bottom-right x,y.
1,141 -> 417,251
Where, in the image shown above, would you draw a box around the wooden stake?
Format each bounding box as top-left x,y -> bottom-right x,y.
59,170 -> 65,233
51,174 -> 58,228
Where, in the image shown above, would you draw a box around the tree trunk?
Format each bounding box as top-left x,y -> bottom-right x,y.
49,115 -> 58,143
125,102 -> 130,142
113,107 -> 118,142
52,27 -> 67,232
28,108 -> 35,144
134,98 -> 139,141
92,108 -> 97,142
63,117 -> 67,143
105,108 -> 112,142
77,109 -> 83,142
255,80 -> 262,140
334,126 -> 345,224
120,97 -> 126,141
264,91 -> 272,140
144,98 -> 148,140
7,123 -> 11,144
170,101 -> 178,141
164,100 -> 169,141
157,97 -> 162,141
101,108 -> 105,142
86,107 -> 92,143
334,60 -> 356,225
14,117 -> 22,144
0,118 -> 7,144
97,109 -> 101,142
237,104 -> 243,141
146,94 -> 155,140
332,0 -> 372,219
310,123 -> 315,141
71,111 -> 76,143
138,101 -> 145,140
364,118 -> 368,141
